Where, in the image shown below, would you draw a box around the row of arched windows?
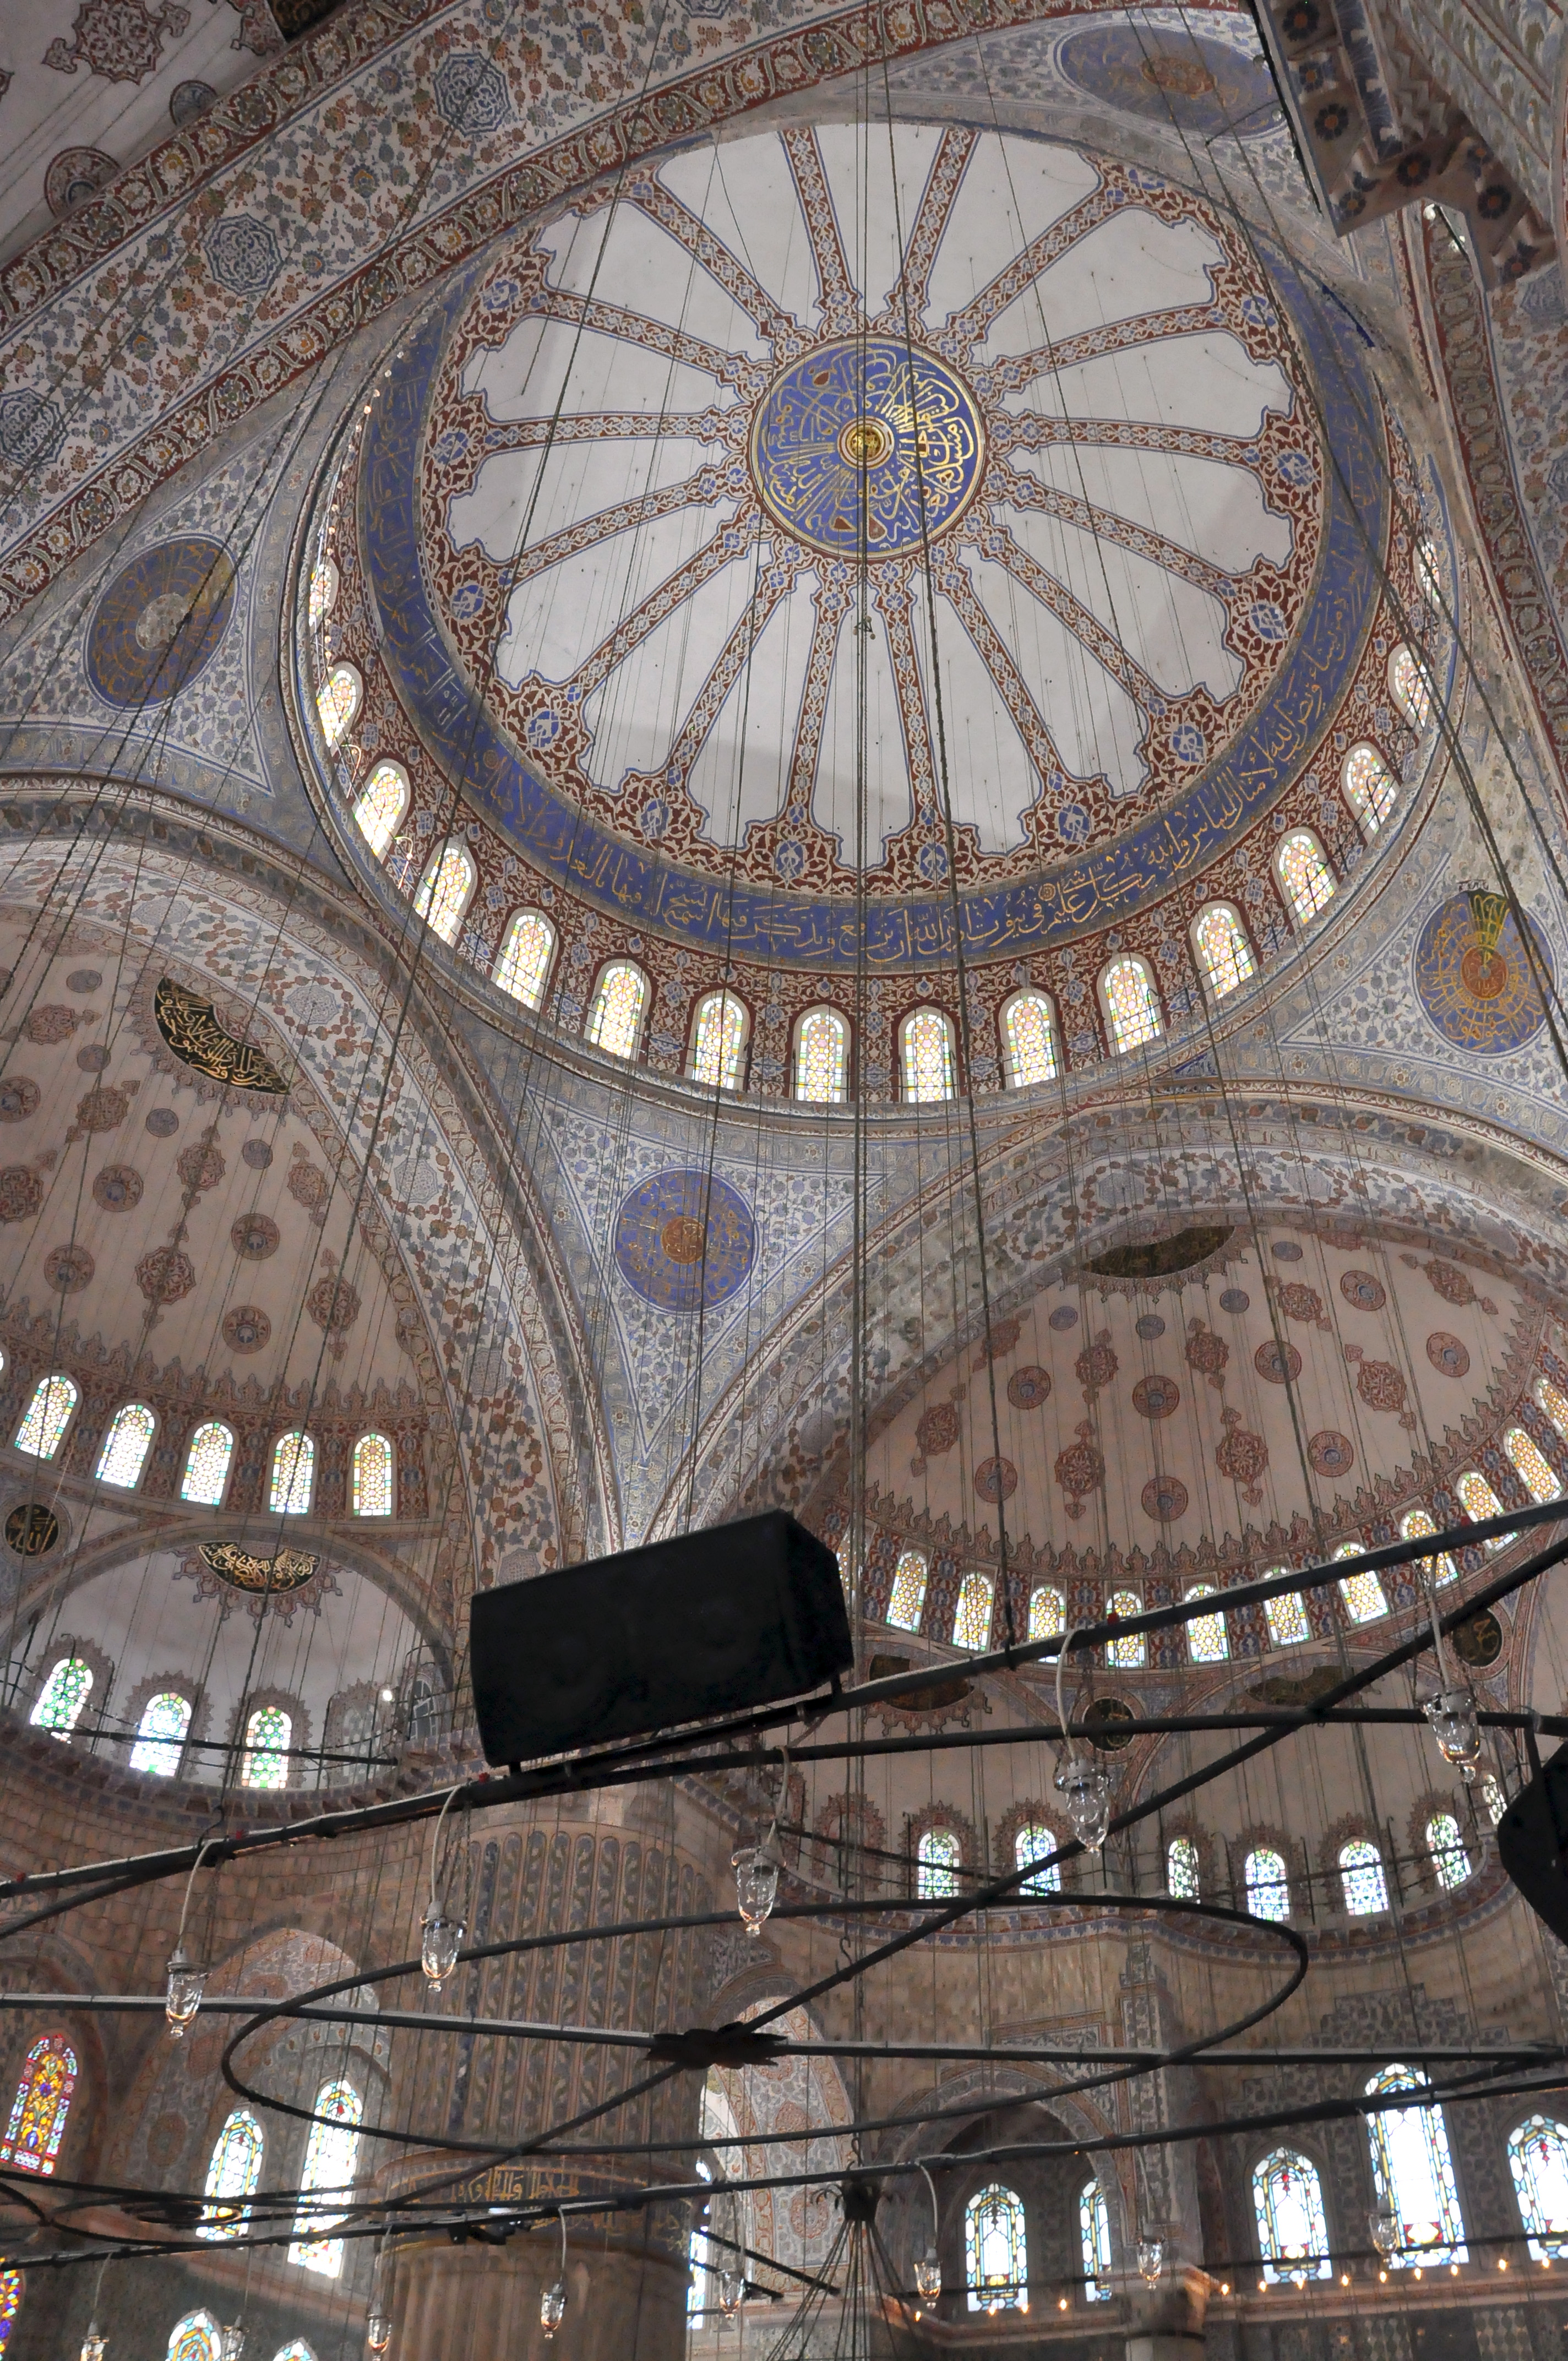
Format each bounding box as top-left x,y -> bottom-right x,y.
960,2178 -> 1110,2310
29,1663 -> 300,1788
200,2088 -> 363,2276
170,2325 -> 314,2361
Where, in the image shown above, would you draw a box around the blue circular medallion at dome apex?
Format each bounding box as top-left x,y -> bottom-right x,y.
750,340 -> 985,559
613,1169 -> 757,1312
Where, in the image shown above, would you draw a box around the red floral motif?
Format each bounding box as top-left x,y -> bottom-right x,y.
1356,1358 -> 1408,1415
231,1214 -> 279,1259
972,1315 -> 1022,1370
1308,1430 -> 1355,1477
0,1080 -> 40,1122
1425,1330 -> 1471,1379
1254,1337 -> 1302,1384
288,1158 -> 330,1210
1142,1473 -> 1188,1522
973,1456 -> 1017,1503
1275,1281 -> 1326,1326
43,1245 -> 94,1292
1339,1269 -> 1386,1312
136,1246 -> 195,1304
1185,1318 -> 1228,1389
24,1006 -> 80,1044
1424,1258 -> 1475,1307
1133,1373 -> 1180,1419
0,1168 -> 42,1222
73,1085 -> 130,1133
914,1401 -> 960,1456
1006,1365 -> 1051,1410
1055,1421 -> 1105,1520
91,1163 -> 141,1211
307,1275 -> 361,1334
222,1305 -> 270,1353
176,1141 -> 226,1192
1075,1330 -> 1118,1392
1215,1405 -> 1267,1502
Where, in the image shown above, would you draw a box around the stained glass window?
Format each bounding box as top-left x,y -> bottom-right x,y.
1253,2148 -> 1331,2282
887,1548 -> 928,1632
271,2344 -> 317,2361
200,2109 -> 264,2239
1509,2116 -> 1568,2261
244,1705 -> 291,1789
352,1432 -> 394,1517
130,1691 -> 192,1778
1080,2177 -> 1112,2300
689,989 -> 749,1090
1427,1813 -> 1471,1891
289,2080 -> 362,2276
1415,538 -> 1441,610
1001,991 -> 1058,1086
308,556 -> 338,630
29,1658 -> 90,1739
1536,1375 -> 1568,1443
1339,1838 -> 1389,1914
1016,1825 -> 1061,1895
15,1374 -> 78,1459
1457,1469 -> 1507,1547
1167,1836 -> 1200,1900
1263,1571 -> 1310,1647
316,663 -> 361,749
1277,830 -> 1335,926
795,1007 -> 848,1104
1365,2064 -> 1467,2264
965,2184 -> 1026,2313
181,1420 -> 235,1507
1335,1542 -> 1387,1624
917,1827 -> 961,1900
1401,1505 -> 1457,1587
1102,955 -> 1162,1053
1506,1425 -> 1559,1505
413,839 -> 475,945
1185,1584 -> 1229,1663
1343,743 -> 1397,836
96,1402 -> 156,1489
1106,1589 -> 1144,1668
352,761 -> 408,859
166,2312 -> 220,2361
1193,904 -> 1255,999
0,2035 -> 77,2174
270,1430 -> 315,1516
493,911 -> 554,1009
1028,1585 -> 1064,1640
953,1571 -> 994,1651
0,2273 -> 20,2357
901,1006 -> 956,1103
586,961 -> 648,1060
1245,1847 -> 1291,1922
1390,645 -> 1432,731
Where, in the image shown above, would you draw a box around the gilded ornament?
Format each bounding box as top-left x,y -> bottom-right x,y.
198,1544 -> 321,1595
154,978 -> 288,1095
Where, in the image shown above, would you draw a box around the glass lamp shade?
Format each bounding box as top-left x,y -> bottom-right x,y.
540,2281 -> 568,2338
1138,2239 -> 1164,2287
1369,2206 -> 1398,2259
219,2325 -> 245,2361
366,2316 -> 392,2353
420,1909 -> 465,1986
914,2253 -> 943,2303
718,2271 -> 744,2316
165,1948 -> 207,2037
80,2329 -> 107,2361
731,1848 -> 779,1935
1423,1689 -> 1481,1779
1054,1757 -> 1113,1851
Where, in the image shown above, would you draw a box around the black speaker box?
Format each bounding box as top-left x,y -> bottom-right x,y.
1498,1738 -> 1568,1944
469,1510 -> 852,1766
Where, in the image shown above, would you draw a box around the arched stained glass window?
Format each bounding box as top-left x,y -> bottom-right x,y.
352,761 -> 408,858
1509,2116 -> 1568,2261
130,1691 -> 192,1778
1335,1542 -> 1387,1624
689,990 -> 749,1090
200,2109 -> 264,2239
307,556 -> 338,630
166,2311 -> 221,2361
1401,1505 -> 1457,1587
1253,2148 -> 1331,2282
1339,1838 -> 1389,1915
1016,1826 -> 1061,1896
352,1432 -> 394,1517
1185,1584 -> 1229,1663
289,2080 -> 362,2277
586,961 -> 648,1060
1168,1836 -> 1201,1901
271,2345 -> 317,2361
1277,830 -> 1335,926
1263,1571 -> 1310,1648
887,1548 -> 928,1633
15,1374 -> 78,1460
1001,990 -> 1058,1086
1246,1847 -> 1291,1923
1427,1813 -> 1471,1891
96,1402 -> 155,1489
1506,1426 -> 1559,1505
1106,1590 -> 1144,1669
413,839 -> 476,945
1028,1585 -> 1064,1641
1365,2065 -> 1466,2263
1193,904 -> 1255,999
1080,2177 -> 1112,2300
1457,1469 -> 1507,1547
269,1430 -> 315,1516
1536,1374 -> 1568,1443
0,2036 -> 77,2174
1415,538 -> 1442,610
316,663 -> 360,749
0,2274 -> 21,2358
1343,743 -> 1398,837
900,1007 -> 956,1103
916,1828 -> 961,1901
965,2184 -> 1027,2313
1102,955 -> 1161,1054
794,1007 -> 848,1104
952,1571 -> 994,1651
1390,645 -> 1432,731
244,1706 -> 291,1789
493,911 -> 555,1009
29,1658 -> 90,1739
181,1420 -> 235,1507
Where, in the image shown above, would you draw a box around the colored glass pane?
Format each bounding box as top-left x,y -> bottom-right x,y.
1536,1375 -> 1568,1443
953,1571 -> 994,1651
0,2272 -> 20,2355
795,1007 -> 848,1103
1194,904 -> 1254,998
887,1548 -> 928,1631
1401,1505 -> 1457,1587
1415,538 -> 1441,609
1106,1590 -> 1144,1668
690,990 -> 748,1090
29,1658 -> 90,1739
167,2313 -> 220,2361
1509,2116 -> 1568,2260
1028,1585 -> 1064,1640
1016,1825 -> 1060,1896
1335,1542 -> 1387,1624
1343,743 -> 1397,835
289,2080 -> 362,2276
1263,1573 -> 1310,1647
270,1430 -> 315,1515
200,2109 -> 263,2239
1246,1847 -> 1290,1922
1167,1836 -> 1200,1900
1365,2065 -> 1467,2263
586,961 -> 647,1059
1427,1813 -> 1471,1891
1253,2148 -> 1331,2282
271,2346 -> 316,2361
352,1432 -> 394,1517
307,557 -> 337,630
1185,1584 -> 1229,1663
966,2184 -> 1026,2313
493,911 -> 554,1009
1457,1469 -> 1506,1547
15,1374 -> 77,1460
181,1420 -> 234,1506
244,1705 -> 292,1789
316,663 -> 360,748
1002,991 -> 1058,1086
1339,1838 -> 1389,1914
917,1828 -> 961,1900
1390,645 -> 1431,730
1080,2178 -> 1112,2300
353,761 -> 408,858
130,1691 -> 192,1778
413,840 -> 474,945
1,2036 -> 77,2174
901,1007 -> 956,1103
1506,1425 -> 1559,1504
1278,830 -> 1335,924
96,1402 -> 155,1489
1103,956 -> 1161,1052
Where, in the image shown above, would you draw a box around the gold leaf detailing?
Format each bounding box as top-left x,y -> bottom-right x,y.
198,1543 -> 319,1594
154,978 -> 288,1094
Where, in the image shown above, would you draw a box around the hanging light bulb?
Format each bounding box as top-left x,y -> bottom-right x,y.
420,1907 -> 464,1986
1054,1756 -> 1112,1852
1423,1690 -> 1481,1780
914,2251 -> 942,2304
165,1947 -> 206,2038
540,2282 -> 567,2339
718,2271 -> 744,2317
731,1846 -> 778,1936
80,2327 -> 107,2361
219,2325 -> 244,2361
1369,2206 -> 1398,2261
365,2316 -> 391,2354
1137,2238 -> 1164,2288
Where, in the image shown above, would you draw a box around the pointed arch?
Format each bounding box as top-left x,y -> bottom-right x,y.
0,2036 -> 77,2174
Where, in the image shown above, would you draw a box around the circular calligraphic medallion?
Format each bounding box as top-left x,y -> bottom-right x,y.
87,537 -> 236,708
6,1504 -> 59,1555
749,340 -> 986,559
1085,1696 -> 1136,1750
1450,1608 -> 1503,1668
1057,25 -> 1277,138
613,1169 -> 757,1310
1414,896 -> 1553,1054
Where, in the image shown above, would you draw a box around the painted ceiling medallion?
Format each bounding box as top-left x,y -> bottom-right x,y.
749,340 -> 986,557
1413,892 -> 1553,1053
613,1168 -> 757,1309
86,537 -> 235,708
198,1543 -> 320,1594
154,978 -> 288,1094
